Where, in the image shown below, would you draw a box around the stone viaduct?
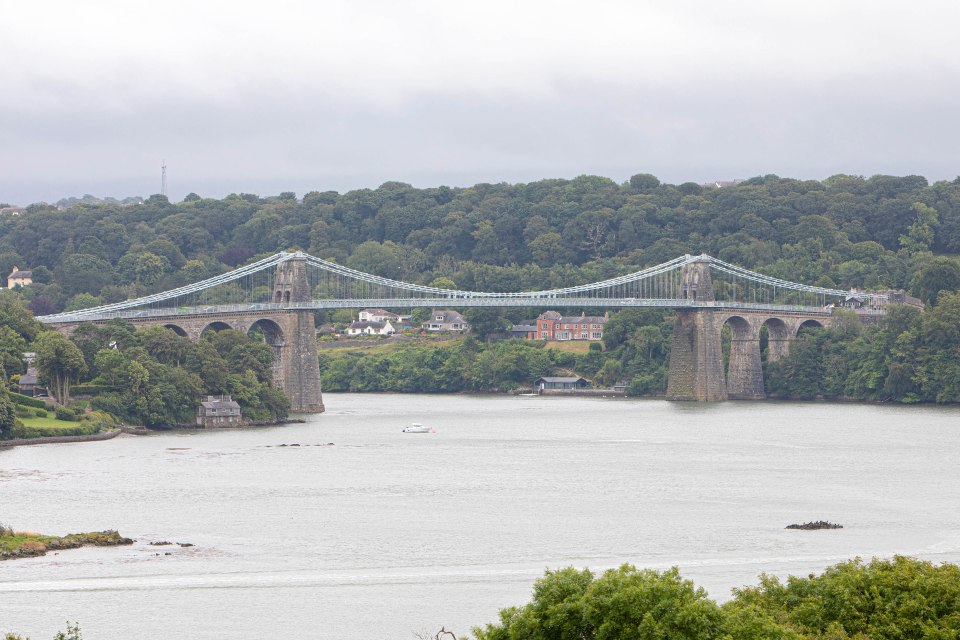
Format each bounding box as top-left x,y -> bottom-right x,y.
665,259 -> 830,401
54,257 -> 325,414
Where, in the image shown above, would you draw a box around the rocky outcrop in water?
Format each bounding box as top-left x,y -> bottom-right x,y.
786,521 -> 843,530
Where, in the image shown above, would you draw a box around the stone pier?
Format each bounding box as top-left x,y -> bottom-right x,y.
666,257 -> 830,401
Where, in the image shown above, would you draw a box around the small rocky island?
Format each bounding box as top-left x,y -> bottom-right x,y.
1,524 -> 133,560
786,520 -> 843,530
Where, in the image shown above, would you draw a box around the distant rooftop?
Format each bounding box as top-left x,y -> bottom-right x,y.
700,179 -> 746,189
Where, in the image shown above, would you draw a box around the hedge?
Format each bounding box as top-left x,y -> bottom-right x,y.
12,423 -> 101,439
8,392 -> 47,409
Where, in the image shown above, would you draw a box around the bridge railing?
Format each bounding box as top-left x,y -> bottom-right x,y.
38,298 -> 845,324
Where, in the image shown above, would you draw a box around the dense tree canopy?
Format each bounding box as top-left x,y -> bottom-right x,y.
4,174 -> 960,317
476,557 -> 960,640
4,173 -> 960,404
85,326 -> 289,427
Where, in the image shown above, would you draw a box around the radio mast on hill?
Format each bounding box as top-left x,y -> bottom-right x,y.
161,159 -> 167,196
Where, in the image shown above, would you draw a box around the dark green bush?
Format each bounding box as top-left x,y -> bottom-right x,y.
54,405 -> 76,421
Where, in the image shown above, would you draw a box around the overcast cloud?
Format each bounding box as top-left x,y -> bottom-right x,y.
2,0 -> 959,204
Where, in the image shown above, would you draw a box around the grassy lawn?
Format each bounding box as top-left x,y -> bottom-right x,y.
18,416 -> 83,430
542,340 -> 594,354
320,335 -> 466,354
0,531 -> 59,552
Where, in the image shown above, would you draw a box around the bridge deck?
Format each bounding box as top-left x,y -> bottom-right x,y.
36,298 -> 870,324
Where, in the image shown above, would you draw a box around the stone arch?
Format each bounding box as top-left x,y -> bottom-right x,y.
200,320 -> 234,337
797,318 -> 824,336
283,291 -> 290,303
163,323 -> 189,337
762,317 -> 791,362
248,318 -> 285,386
722,315 -> 764,400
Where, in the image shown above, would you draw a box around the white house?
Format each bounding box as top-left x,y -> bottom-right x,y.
347,319 -> 396,336
358,308 -> 413,325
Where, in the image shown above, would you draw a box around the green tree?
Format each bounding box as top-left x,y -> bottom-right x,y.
0,326 -> 28,378
899,202 -> 940,255
0,372 -> 19,439
54,253 -> 114,296
465,307 -> 509,342
133,251 -> 172,285
64,293 -> 103,312
34,332 -> 87,404
0,290 -> 42,342
913,256 -> 960,306
139,326 -> 193,366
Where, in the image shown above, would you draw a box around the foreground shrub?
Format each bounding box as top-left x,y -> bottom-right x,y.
727,556 -> 960,639
473,565 -> 727,640
476,557 -> 960,640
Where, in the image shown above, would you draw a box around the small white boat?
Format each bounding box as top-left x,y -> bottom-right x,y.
402,423 -> 432,433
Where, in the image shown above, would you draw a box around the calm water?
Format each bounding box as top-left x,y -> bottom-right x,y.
2,394 -> 959,639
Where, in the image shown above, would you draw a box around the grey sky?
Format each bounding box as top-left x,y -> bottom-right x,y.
2,0 -> 959,205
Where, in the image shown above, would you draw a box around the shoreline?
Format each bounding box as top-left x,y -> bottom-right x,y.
0,428 -> 121,449
320,389 -> 956,408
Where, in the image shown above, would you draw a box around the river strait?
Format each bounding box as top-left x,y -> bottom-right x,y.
2,393 -> 959,639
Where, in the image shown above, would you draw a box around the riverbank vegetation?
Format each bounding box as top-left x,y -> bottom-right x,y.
0,523 -> 132,560
767,294 -> 960,403
474,556 -> 960,640
4,623 -> 82,640
80,322 -> 289,427
0,294 -> 288,433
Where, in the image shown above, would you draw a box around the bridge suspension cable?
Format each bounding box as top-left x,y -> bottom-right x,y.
36,251 -> 889,324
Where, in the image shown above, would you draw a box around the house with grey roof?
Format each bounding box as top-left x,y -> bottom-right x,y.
534,376 -> 590,391
534,310 -> 608,341
17,368 -> 39,396
422,309 -> 469,332
197,395 -> 243,428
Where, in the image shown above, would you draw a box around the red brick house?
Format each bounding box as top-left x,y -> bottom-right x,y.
534,311 -> 608,341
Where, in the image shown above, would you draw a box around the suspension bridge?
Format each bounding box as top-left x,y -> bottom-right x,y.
38,251 -> 892,410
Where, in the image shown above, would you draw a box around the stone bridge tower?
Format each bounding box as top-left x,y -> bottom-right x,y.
272,254 -> 324,413
667,257 -> 728,401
